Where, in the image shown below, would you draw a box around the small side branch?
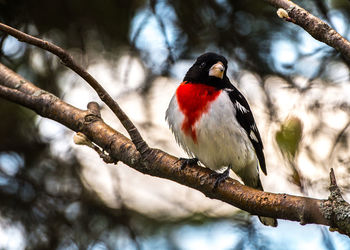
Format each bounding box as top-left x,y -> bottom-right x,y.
74,132 -> 116,164
320,168 -> 350,235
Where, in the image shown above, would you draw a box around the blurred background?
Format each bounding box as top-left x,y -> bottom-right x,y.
1,0 -> 350,249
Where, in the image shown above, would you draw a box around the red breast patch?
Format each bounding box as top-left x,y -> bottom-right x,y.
176,81 -> 221,143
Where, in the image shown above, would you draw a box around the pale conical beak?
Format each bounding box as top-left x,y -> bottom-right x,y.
209,61 -> 225,79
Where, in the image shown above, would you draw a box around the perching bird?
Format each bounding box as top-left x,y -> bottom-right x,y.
166,52 -> 277,227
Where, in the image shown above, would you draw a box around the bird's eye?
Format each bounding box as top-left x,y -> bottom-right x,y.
199,62 -> 206,68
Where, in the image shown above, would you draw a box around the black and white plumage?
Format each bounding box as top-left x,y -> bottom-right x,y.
166,52 -> 277,227
227,87 -> 267,175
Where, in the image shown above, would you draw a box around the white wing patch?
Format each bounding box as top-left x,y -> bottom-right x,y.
250,124 -> 258,131
250,130 -> 259,142
235,101 -> 248,113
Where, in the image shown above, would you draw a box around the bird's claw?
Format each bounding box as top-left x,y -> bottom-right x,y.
211,166 -> 231,189
175,158 -> 198,170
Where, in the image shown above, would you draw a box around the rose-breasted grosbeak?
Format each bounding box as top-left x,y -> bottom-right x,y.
166,52 -> 277,227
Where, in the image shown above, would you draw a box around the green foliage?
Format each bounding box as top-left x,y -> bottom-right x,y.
275,116 -> 303,159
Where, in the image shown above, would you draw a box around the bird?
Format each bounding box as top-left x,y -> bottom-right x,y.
166,52 -> 277,227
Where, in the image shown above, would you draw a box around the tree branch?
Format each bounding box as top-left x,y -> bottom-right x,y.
0,22 -> 151,157
266,0 -> 350,61
1,21 -> 350,236
0,62 -> 349,236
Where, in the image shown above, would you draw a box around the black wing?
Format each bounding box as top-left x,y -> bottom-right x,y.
227,87 -> 267,175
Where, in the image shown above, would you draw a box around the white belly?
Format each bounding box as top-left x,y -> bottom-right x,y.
166,91 -> 258,175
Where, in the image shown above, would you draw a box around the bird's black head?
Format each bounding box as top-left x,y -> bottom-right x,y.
183,52 -> 231,89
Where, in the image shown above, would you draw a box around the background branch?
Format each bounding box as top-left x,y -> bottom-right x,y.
266,0 -> 350,61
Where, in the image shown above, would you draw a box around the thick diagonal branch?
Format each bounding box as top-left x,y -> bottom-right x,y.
1,63 -> 350,236
1,21 -> 349,236
0,22 -> 150,156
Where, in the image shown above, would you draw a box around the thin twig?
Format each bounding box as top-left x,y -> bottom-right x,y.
329,168 -> 336,186
150,0 -> 174,65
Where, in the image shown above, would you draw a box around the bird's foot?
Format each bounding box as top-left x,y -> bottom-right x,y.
211,165 -> 231,189
175,157 -> 198,170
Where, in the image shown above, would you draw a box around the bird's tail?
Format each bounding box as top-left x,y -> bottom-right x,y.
237,168 -> 278,227
258,215 -> 278,227
256,179 -> 278,227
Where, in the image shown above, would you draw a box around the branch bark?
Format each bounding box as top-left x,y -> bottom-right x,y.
0,21 -> 350,236
0,62 -> 350,236
266,0 -> 350,61
0,22 -> 151,157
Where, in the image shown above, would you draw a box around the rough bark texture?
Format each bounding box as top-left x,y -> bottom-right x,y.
0,14 -> 350,235
1,63 -> 350,236
0,23 -> 150,157
266,0 -> 350,60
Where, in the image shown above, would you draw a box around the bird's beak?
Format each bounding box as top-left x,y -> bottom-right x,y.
209,61 -> 225,79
